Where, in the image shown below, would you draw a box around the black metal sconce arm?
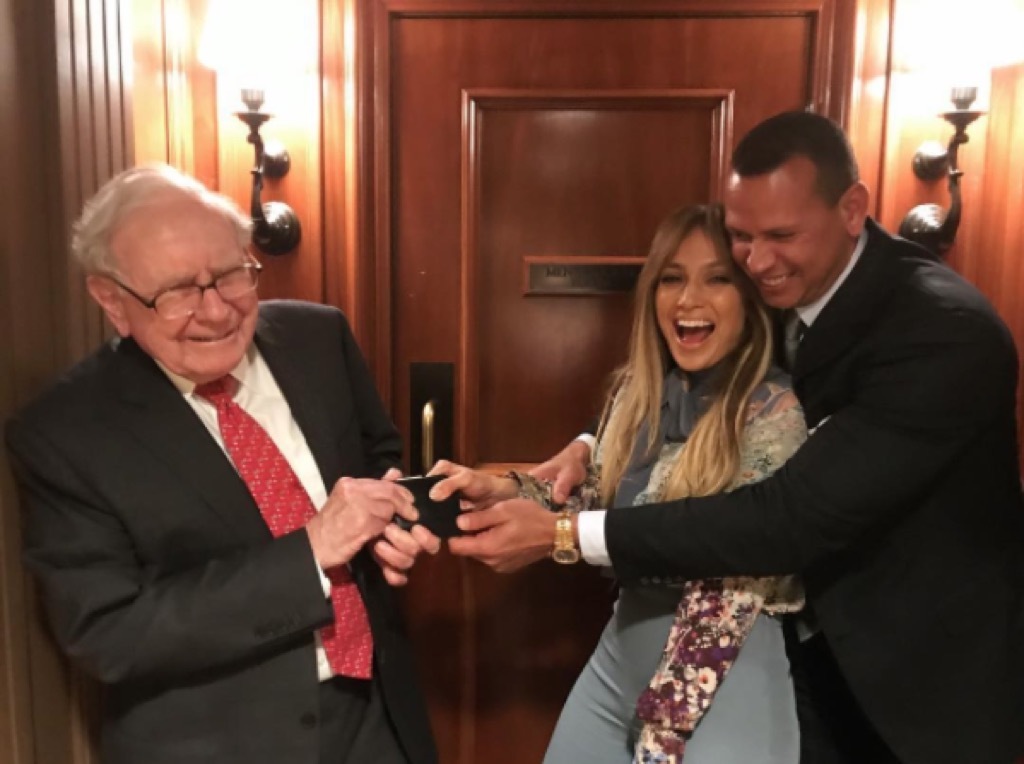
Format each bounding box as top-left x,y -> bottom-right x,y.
899,89 -> 984,259
236,99 -> 302,256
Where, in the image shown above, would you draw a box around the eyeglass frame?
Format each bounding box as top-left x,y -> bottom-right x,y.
105,258 -> 263,320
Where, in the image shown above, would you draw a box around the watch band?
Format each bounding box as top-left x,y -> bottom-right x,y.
551,510 -> 580,564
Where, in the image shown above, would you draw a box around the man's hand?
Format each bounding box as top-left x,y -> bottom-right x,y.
371,468 -> 440,586
306,473 -> 418,570
427,459 -> 518,511
529,439 -> 591,504
372,523 -> 441,586
447,498 -> 557,573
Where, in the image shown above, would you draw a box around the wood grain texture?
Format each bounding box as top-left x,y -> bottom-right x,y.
0,2 -> 53,761
462,88 -> 733,466
2,1 -> 133,762
323,0 -> 376,344
843,0 -> 893,215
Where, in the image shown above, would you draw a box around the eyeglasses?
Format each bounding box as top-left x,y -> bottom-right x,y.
109,260 -> 262,320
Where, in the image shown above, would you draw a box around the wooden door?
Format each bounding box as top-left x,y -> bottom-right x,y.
361,2 -> 851,761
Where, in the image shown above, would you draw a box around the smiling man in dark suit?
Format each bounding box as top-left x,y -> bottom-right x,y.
443,112 -> 1024,764
5,165 -> 438,764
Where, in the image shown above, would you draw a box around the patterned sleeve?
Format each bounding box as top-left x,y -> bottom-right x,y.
509,463 -> 602,512
734,383 -> 807,488
729,381 -> 808,613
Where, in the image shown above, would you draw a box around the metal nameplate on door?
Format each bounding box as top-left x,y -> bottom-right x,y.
524,257 -> 644,295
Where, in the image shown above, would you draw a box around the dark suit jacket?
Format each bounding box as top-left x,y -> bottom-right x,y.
604,221 -> 1024,764
5,300 -> 437,764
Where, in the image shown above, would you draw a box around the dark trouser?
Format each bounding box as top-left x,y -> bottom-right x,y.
783,623 -> 903,764
319,674 -> 409,764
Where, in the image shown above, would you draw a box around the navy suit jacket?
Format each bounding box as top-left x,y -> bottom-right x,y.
604,221 -> 1024,764
6,300 -> 436,764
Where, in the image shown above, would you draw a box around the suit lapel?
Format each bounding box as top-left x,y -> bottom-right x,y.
254,310 -> 341,494
795,219 -> 901,380
106,338 -> 270,541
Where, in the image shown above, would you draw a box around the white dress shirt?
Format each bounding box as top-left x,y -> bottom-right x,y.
158,347 -> 338,681
576,230 -> 868,567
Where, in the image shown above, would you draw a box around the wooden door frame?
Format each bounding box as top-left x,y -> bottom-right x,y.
326,0 -> 893,395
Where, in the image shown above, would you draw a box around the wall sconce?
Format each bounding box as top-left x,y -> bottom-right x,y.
233,88 -> 302,256
199,0 -> 312,257
899,87 -> 985,258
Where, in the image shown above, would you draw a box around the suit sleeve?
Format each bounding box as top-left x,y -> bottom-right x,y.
605,305 -> 1019,582
6,418 -> 334,687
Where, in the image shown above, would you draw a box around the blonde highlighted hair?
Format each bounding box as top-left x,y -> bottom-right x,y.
597,204 -> 774,505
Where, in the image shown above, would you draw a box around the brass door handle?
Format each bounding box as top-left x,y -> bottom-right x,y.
421,400 -> 436,474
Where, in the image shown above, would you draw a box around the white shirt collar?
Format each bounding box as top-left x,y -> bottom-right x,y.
156,345 -> 258,398
795,229 -> 868,327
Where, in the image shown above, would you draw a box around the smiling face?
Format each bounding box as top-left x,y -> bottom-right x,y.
86,195 -> 259,384
723,155 -> 868,309
654,229 -> 747,373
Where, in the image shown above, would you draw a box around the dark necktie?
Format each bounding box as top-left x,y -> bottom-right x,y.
195,376 -> 373,679
784,312 -> 806,370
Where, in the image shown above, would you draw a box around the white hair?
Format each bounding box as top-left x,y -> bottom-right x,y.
71,164 -> 252,274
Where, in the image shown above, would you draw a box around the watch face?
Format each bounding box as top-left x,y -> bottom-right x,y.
552,548 -> 580,565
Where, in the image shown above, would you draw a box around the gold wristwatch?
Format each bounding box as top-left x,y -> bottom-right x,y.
551,510 -> 580,564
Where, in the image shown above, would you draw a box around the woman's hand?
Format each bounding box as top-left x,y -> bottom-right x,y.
528,439 -> 591,504
427,460 -> 518,511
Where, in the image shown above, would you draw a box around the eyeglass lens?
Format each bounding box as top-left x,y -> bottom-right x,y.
154,265 -> 258,319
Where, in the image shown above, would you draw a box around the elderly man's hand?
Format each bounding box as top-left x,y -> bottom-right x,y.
447,498 -> 558,573
529,440 -> 591,504
371,468 -> 441,586
306,472 -> 418,570
427,459 -> 518,511
371,523 -> 441,586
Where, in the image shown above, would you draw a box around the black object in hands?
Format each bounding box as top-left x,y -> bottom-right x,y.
393,475 -> 463,538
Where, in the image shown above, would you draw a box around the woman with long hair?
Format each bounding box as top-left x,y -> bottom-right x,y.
432,203 -> 806,763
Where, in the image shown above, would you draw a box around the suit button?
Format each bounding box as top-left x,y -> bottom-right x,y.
300,712 -> 317,729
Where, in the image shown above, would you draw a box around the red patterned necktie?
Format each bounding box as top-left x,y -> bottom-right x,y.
195,376 -> 373,679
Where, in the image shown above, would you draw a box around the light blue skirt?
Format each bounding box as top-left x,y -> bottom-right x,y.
543,585 -> 798,764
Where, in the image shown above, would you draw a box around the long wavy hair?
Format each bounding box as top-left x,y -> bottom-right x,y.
597,204 -> 774,505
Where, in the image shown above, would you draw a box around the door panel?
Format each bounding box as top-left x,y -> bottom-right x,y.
369,3 -> 845,761
469,89 -> 732,464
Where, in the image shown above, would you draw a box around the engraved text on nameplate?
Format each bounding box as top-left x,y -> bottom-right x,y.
525,260 -> 643,295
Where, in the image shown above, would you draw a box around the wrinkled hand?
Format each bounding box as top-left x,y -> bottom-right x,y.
371,468 -> 441,586
528,439 -> 591,504
447,498 -> 557,573
306,471 -> 418,569
427,459 -> 518,511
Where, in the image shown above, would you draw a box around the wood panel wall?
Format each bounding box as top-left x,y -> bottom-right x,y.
877,0 -> 1024,468
1,0 -> 133,762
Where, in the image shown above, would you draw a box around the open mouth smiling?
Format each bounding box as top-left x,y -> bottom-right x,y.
675,319 -> 715,347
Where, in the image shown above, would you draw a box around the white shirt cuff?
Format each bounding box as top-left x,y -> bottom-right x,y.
576,433 -> 597,452
577,510 -> 611,567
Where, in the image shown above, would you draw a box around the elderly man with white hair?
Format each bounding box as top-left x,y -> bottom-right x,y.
6,165 -> 439,764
